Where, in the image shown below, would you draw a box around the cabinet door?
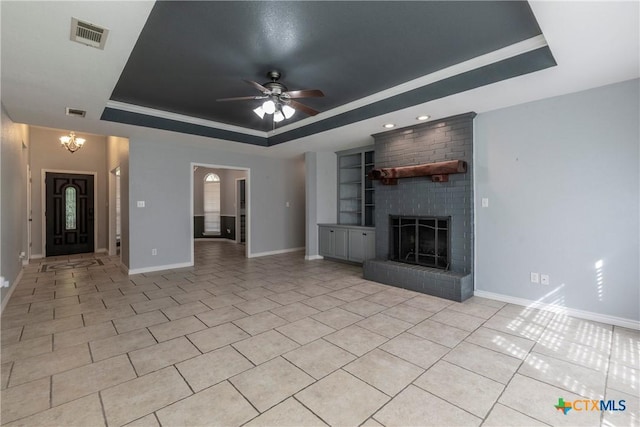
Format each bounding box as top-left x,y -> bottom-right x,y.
318,226 -> 334,257
348,229 -> 365,262
334,228 -> 349,259
348,229 -> 375,262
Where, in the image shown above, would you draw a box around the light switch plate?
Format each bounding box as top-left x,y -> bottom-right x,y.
481,198 -> 489,208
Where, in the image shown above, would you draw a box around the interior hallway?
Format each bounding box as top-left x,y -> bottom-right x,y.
0,241 -> 638,426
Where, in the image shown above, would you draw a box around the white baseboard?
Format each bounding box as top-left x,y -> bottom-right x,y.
1,270 -> 23,314
194,238 -> 237,243
30,254 -> 44,260
128,261 -> 194,275
248,247 -> 305,258
305,254 -> 324,261
96,248 -> 108,254
474,290 -> 640,330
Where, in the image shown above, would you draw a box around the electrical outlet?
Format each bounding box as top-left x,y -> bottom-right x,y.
530,272 -> 539,284
152,248 -> 157,256
481,198 -> 489,208
541,274 -> 550,285
137,201 -> 145,208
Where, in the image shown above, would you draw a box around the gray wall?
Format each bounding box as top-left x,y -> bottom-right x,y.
29,127 -> 109,256
0,105 -> 29,306
304,151 -> 337,258
128,137 -> 305,270
475,79 -> 639,321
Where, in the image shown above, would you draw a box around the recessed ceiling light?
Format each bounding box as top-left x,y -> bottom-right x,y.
383,123 -> 395,129
416,115 -> 430,121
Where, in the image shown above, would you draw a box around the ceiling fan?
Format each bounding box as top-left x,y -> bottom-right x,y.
217,70 -> 324,123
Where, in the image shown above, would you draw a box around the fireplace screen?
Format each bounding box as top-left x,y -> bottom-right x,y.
390,216 -> 450,270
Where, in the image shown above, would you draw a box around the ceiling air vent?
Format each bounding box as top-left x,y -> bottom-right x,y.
66,107 -> 86,118
70,18 -> 109,50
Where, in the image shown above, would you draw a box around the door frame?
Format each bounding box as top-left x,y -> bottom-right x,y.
41,169 -> 98,257
235,177 -> 246,244
26,164 -> 32,263
190,163 -> 250,263
108,166 -> 121,258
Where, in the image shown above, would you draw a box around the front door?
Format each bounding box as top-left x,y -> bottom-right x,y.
45,172 -> 94,256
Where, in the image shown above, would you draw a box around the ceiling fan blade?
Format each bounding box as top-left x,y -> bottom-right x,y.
289,100 -> 320,116
216,96 -> 263,102
285,89 -> 324,99
244,79 -> 270,93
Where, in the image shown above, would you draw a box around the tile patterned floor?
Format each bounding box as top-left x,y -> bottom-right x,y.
1,241 -> 638,426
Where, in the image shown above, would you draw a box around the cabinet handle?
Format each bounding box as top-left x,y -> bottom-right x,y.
330,230 -> 334,233
363,233 -> 367,236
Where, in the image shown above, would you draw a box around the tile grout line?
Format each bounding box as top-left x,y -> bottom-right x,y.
227,378 -> 262,416
600,325 -> 616,426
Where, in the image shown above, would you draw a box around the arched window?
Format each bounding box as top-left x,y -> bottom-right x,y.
203,173 -> 221,234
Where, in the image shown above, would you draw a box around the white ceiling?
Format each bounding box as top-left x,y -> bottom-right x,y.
1,1 -> 638,158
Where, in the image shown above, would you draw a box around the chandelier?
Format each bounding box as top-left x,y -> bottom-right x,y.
59,131 -> 86,153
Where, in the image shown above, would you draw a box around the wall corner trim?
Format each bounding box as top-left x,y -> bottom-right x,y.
1,270 -> 24,314
128,261 -> 194,275
474,290 -> 640,330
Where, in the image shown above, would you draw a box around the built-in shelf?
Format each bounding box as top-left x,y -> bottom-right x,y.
338,147 -> 375,227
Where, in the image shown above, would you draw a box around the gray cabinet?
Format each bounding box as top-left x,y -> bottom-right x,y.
319,226 -> 349,259
318,224 -> 375,263
348,229 -> 375,263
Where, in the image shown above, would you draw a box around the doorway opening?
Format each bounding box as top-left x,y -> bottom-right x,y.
109,166 -> 122,257
191,163 -> 249,261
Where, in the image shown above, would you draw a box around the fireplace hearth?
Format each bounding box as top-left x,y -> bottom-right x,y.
390,216 -> 450,270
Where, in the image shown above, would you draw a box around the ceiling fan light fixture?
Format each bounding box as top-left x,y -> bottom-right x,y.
262,99 -> 276,115
273,110 -> 285,122
253,106 -> 265,119
282,104 -> 295,119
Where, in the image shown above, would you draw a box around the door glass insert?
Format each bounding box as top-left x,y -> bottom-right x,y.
65,186 -> 77,230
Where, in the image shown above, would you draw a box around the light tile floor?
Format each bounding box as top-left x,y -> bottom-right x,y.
1,241 -> 638,426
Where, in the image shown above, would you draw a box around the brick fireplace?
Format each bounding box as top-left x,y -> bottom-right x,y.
363,112 -> 475,302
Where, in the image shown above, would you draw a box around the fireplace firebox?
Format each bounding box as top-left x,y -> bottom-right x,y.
390,216 -> 450,270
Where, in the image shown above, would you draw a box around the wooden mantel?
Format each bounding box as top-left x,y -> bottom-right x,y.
368,160 -> 467,184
